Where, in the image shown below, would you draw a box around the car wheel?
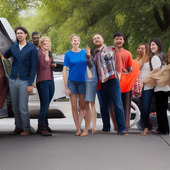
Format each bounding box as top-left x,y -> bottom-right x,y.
130,100 -> 141,128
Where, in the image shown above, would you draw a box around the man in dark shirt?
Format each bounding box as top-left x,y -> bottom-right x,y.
32,31 -> 40,50
3,26 -> 38,136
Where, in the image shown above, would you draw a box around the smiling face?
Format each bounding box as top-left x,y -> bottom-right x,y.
70,36 -> 80,48
150,41 -> 159,54
137,45 -> 145,57
41,40 -> 51,51
93,34 -> 104,48
16,29 -> 27,43
113,36 -> 124,48
32,34 -> 40,46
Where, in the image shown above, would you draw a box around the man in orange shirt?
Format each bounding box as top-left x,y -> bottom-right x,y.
111,32 -> 133,129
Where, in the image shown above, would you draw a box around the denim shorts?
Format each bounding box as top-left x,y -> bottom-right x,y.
85,82 -> 97,102
68,80 -> 85,95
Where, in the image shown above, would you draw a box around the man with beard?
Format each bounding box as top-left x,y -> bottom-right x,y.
32,31 -> 40,50
86,33 -> 127,135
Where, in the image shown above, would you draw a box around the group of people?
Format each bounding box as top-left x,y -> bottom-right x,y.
1,25 -> 169,137
63,33 -> 170,136
2,27 -> 56,136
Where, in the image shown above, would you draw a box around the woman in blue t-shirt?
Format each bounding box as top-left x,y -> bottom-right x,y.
63,34 -> 91,136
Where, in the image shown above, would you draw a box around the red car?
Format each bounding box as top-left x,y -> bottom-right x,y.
0,18 -> 16,118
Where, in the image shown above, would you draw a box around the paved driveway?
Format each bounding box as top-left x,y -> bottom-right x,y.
0,118 -> 170,170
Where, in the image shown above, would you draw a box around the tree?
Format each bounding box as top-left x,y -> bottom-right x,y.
0,0 -> 35,28
19,0 -> 170,55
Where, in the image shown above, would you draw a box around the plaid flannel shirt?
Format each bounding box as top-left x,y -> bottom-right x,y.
95,46 -> 118,83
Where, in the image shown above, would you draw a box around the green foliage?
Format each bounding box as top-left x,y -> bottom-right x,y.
0,0 -> 34,28
2,0 -> 170,56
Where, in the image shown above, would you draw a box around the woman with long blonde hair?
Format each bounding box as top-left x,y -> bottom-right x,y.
136,43 -> 150,70
36,36 -> 56,136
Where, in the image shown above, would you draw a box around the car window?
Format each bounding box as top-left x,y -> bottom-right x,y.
53,62 -> 63,72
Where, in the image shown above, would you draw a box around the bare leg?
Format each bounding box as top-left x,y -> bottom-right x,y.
110,103 -> 117,130
78,95 -> 85,127
141,128 -> 148,135
70,94 -> 81,136
91,101 -> 97,134
81,100 -> 91,136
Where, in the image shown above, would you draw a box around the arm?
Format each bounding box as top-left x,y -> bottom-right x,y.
122,52 -> 133,74
27,47 -> 38,94
63,66 -> 71,96
2,47 -> 12,59
39,51 -> 50,70
86,45 -> 94,68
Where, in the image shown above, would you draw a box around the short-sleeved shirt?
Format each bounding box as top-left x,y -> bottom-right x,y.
64,49 -> 87,82
116,49 -> 133,73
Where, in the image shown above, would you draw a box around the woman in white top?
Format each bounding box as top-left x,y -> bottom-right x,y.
140,39 -> 163,135
136,43 -> 152,130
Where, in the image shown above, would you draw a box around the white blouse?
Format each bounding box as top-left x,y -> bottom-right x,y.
140,55 -> 161,91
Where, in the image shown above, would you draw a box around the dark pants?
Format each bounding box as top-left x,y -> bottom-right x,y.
121,90 -> 132,128
36,80 -> 54,127
100,79 -> 126,133
155,91 -> 169,134
141,89 -> 154,128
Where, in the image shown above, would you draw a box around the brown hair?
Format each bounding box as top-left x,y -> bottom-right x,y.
70,34 -> 80,42
136,43 -> 150,70
92,33 -> 104,39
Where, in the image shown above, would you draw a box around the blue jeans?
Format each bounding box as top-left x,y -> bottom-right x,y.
100,79 -> 126,132
9,78 -> 30,131
36,80 -> 54,127
141,88 -> 154,128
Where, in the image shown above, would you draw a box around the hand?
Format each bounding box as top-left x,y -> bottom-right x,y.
27,86 -> 33,94
42,50 -> 50,61
85,45 -> 91,56
65,88 -> 71,96
0,53 -> 4,59
51,63 -> 57,68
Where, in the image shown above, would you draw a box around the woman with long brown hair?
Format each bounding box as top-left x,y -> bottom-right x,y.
135,43 -> 154,135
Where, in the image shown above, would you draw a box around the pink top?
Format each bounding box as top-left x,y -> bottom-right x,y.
36,49 -> 53,83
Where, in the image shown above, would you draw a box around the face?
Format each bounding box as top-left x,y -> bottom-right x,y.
32,34 -> 40,46
113,36 -> 124,48
70,36 -> 80,48
93,34 -> 104,48
150,42 -> 159,54
137,45 -> 145,57
41,40 -> 51,51
16,29 -> 27,42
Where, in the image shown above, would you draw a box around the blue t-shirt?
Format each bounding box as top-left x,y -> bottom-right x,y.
64,49 -> 87,82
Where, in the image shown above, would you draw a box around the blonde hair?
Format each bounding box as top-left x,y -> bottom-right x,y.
70,34 -> 80,42
136,43 -> 150,70
39,36 -> 51,47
